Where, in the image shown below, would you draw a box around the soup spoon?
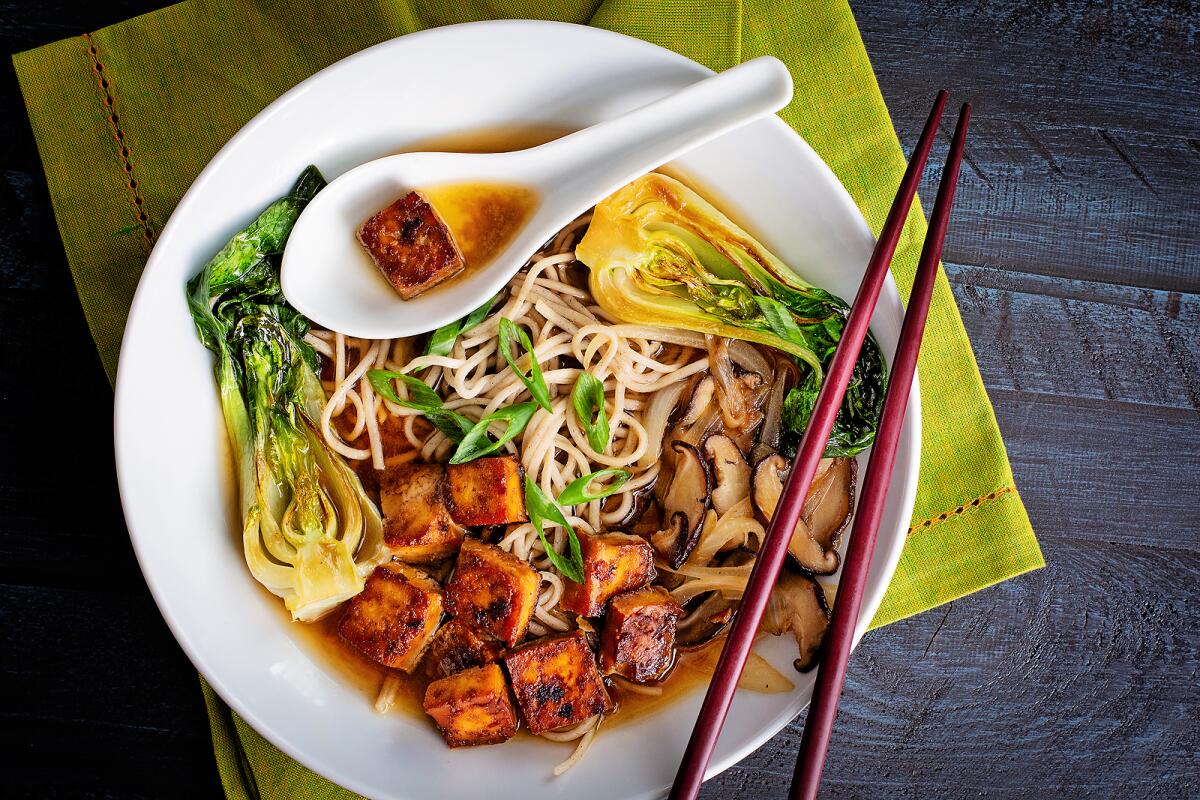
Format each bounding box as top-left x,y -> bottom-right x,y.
281,56 -> 794,339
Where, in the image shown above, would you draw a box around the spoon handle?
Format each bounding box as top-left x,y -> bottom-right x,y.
531,56 -> 793,199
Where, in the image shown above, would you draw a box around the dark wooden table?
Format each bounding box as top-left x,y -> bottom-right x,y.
2,1 -> 1196,797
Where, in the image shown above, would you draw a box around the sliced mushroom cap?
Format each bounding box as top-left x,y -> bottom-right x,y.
706,335 -> 768,435
751,455 -> 855,576
803,457 -> 855,548
704,435 -> 751,517
677,375 -> 716,427
607,476 -> 659,531
675,591 -> 736,650
650,441 -> 712,568
761,570 -> 831,672
754,354 -> 797,459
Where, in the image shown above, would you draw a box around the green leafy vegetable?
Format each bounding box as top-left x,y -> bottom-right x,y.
524,477 -> 584,583
449,402 -> 538,465
423,292 -> 503,361
423,322 -> 461,361
576,172 -> 886,456
498,317 -> 552,412
186,166 -> 385,622
367,369 -> 474,443
571,373 -> 610,453
780,334 -> 887,457
557,468 -> 632,506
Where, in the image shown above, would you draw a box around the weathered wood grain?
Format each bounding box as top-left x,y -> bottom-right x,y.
946,262 -> 1199,550
946,261 -> 1199,413
2,1 -> 1197,799
856,0 -> 1200,294
706,536 -> 1200,798
995,389 -> 1197,551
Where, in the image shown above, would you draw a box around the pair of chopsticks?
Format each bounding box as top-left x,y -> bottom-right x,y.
670,91 -> 970,800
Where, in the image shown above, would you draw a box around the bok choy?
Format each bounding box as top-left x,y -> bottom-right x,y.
576,173 -> 885,456
187,166 -> 385,622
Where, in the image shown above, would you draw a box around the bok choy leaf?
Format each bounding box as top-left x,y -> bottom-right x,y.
576,173 -> 885,456
186,166 -> 386,622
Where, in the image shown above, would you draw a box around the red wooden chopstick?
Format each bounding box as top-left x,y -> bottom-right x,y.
668,90 -> 950,800
789,101 -> 971,799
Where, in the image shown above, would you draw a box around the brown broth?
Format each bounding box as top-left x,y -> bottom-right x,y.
394,124 -> 571,290
294,124 -> 741,742
421,182 -> 538,274
403,124 -> 574,155
294,611 -> 725,732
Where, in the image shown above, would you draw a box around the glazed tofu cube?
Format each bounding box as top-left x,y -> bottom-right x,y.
380,463 -> 465,564
337,561 -> 443,672
423,663 -> 518,747
599,586 -> 683,683
561,531 -> 656,617
446,455 -> 528,526
423,618 -> 507,679
347,415 -> 419,506
505,630 -> 612,734
445,537 -> 540,646
358,191 -> 465,300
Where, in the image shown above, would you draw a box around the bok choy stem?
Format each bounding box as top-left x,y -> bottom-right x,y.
187,166 -> 385,622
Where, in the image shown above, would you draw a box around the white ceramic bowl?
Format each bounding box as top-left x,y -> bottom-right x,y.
114,21 -> 919,800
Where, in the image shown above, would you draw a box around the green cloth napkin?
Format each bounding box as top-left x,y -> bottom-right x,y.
15,0 -> 1043,796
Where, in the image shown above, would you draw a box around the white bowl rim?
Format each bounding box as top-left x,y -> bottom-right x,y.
113,19 -> 920,800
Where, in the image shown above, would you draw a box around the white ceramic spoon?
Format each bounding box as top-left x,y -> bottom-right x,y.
281,56 -> 793,339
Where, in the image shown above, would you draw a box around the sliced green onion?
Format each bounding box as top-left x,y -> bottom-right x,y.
423,321 -> 461,360
571,372 -> 610,453
557,468 -> 632,507
422,292 -> 503,362
367,369 -> 474,442
461,292 -> 502,333
498,317 -> 552,412
449,402 -> 538,464
524,477 -> 584,583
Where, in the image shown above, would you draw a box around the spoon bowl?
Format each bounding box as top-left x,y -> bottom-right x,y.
281,56 -> 793,339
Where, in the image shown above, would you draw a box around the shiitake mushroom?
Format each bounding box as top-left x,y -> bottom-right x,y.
761,570 -> 832,672
703,434 -> 751,517
675,591 -> 736,650
751,454 -> 856,576
649,441 -> 713,569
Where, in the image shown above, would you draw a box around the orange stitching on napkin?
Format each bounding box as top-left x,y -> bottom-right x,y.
907,485 -> 1015,537
82,33 -> 155,250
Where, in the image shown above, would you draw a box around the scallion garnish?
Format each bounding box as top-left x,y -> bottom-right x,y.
524,477 -> 584,583
422,292 -> 503,361
571,372 -> 610,453
498,317 -> 552,412
557,468 -> 632,506
449,402 -> 538,464
367,369 -> 474,442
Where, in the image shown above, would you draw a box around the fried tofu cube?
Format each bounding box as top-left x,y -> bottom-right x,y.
445,538 -> 540,646
599,586 -> 683,683
337,561 -> 443,672
561,531 -> 657,617
446,455 -> 528,526
423,663 -> 518,747
381,463 -> 465,563
423,619 -> 507,679
505,631 -> 612,734
358,191 -> 465,300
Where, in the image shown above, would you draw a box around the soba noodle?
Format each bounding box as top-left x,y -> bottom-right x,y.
307,214 -> 712,767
